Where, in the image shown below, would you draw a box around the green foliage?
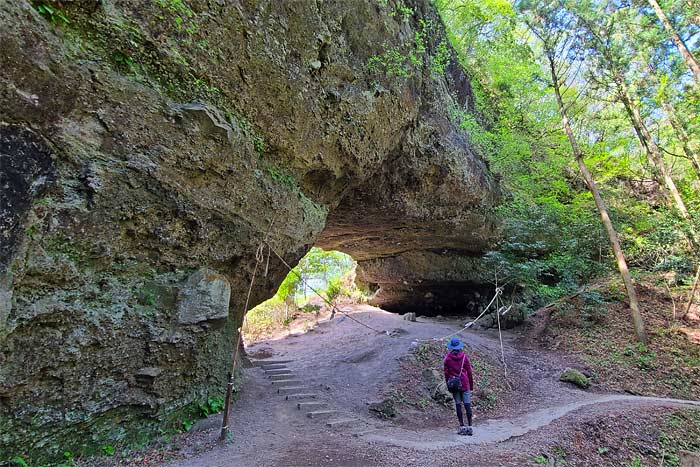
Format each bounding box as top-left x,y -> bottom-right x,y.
414,25 -> 427,55
367,48 -> 411,78
325,277 -> 343,303
100,445 -> 116,456
252,134 -> 266,154
436,0 -> 699,323
392,1 -> 414,22
265,166 -> 296,187
430,40 -> 450,75
579,290 -> 608,324
10,457 -> 28,467
113,50 -> 136,71
180,419 -> 195,432
154,0 -> 197,34
300,304 -> 322,314
245,248 -> 356,341
276,270 -> 302,302
658,410 -> 700,466
25,223 -> 40,240
622,343 -> 658,370
366,16 -> 453,82
34,2 -> 69,24
198,396 -> 225,417
533,454 -> 548,465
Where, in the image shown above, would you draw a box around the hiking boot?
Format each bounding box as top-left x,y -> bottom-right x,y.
466,426 -> 473,436
458,426 -> 468,436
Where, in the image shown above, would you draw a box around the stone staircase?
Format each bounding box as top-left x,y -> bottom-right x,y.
251,359 -> 377,437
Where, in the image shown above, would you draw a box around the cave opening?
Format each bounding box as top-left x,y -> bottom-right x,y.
242,247 -> 363,344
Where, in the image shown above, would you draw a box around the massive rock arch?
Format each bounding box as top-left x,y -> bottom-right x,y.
0,0 -> 497,460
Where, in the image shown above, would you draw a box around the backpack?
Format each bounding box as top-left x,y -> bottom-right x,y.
446,354 -> 466,393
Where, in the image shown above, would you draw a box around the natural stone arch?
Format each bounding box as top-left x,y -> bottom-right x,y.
0,0 -> 497,461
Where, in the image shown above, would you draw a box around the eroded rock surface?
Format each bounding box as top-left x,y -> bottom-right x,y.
0,0 -> 497,460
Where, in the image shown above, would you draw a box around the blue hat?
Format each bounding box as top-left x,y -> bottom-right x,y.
447,337 -> 463,350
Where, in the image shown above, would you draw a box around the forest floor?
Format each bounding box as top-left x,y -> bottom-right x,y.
77,279 -> 700,467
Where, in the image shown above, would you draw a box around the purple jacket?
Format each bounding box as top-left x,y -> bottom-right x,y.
443,350 -> 474,392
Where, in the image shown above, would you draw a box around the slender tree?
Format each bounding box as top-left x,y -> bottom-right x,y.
615,74 -> 691,219
549,57 -> 647,342
642,64 -> 700,180
655,82 -> 700,179
646,0 -> 700,84
522,3 -> 648,342
569,6 -> 693,220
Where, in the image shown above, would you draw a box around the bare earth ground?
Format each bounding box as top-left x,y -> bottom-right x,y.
534,278 -> 700,400
81,303 -> 700,467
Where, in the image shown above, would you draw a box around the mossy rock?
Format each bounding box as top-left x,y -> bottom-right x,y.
559,368 -> 590,389
368,399 -> 397,418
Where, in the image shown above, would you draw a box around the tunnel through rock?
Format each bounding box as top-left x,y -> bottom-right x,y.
243,248 -> 358,343
315,180 -> 498,317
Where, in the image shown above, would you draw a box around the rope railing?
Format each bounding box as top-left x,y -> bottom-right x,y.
220,231 -> 513,441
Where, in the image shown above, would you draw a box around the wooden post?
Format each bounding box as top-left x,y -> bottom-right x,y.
220,327 -> 243,443
220,371 -> 233,441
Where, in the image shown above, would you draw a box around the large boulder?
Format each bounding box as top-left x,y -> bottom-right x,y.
0,0 -> 498,461
177,269 -> 231,325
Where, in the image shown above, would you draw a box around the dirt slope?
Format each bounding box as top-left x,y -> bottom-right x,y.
134,305 -> 700,467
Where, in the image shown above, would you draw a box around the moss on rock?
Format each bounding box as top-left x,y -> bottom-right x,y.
560,369 -> 590,389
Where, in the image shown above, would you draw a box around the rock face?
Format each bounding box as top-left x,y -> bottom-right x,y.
177,269 -> 231,325
0,0 -> 497,461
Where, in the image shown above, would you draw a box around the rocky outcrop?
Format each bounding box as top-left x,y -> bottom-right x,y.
0,0 -> 497,461
177,269 -> 231,325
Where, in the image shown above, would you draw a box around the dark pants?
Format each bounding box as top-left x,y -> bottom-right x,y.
452,390 -> 472,426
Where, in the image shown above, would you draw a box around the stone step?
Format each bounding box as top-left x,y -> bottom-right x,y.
251,359 -> 293,367
297,402 -> 327,410
265,369 -> 293,376
326,418 -> 358,429
278,386 -> 307,395
306,410 -> 338,419
270,374 -> 295,381
262,363 -> 288,370
285,393 -> 318,401
271,379 -> 302,386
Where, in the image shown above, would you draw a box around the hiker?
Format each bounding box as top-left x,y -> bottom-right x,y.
443,337 -> 475,436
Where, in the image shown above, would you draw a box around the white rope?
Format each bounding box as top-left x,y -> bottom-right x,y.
496,292 -> 508,380
418,287 -> 503,343
266,243 -> 387,335
262,235 -> 510,345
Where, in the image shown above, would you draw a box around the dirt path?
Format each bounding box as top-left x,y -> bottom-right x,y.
166,305 -> 700,467
363,395 -> 700,449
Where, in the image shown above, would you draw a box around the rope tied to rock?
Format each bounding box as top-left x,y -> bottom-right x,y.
221,227 -> 514,440
220,220 -> 275,442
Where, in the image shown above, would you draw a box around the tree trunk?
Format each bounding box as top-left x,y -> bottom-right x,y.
616,75 -> 691,219
548,55 -> 647,343
683,264 -> 700,319
661,99 -> 700,179
648,0 -> 700,84
647,64 -> 700,179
